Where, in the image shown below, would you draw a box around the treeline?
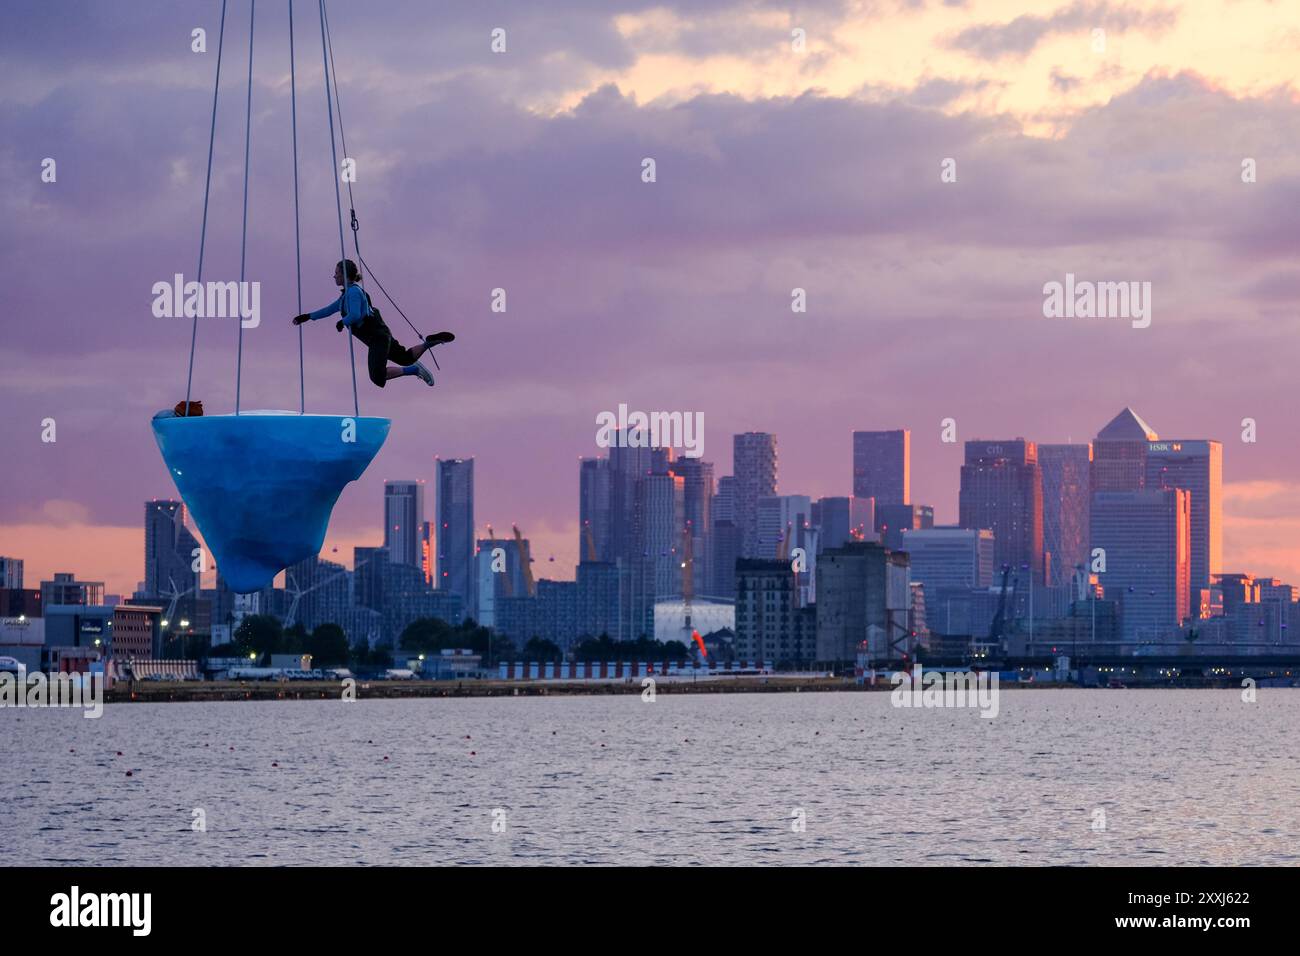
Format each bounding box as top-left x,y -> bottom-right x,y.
209,615 -> 707,669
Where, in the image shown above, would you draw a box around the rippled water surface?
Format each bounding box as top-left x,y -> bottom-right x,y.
3,689 -> 1298,865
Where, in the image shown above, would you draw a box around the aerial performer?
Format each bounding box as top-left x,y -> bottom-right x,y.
293,258 -> 455,388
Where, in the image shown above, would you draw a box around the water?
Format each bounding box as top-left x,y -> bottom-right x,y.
3,689 -> 1298,865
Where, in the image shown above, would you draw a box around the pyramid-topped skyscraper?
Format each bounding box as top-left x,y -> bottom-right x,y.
1093,407 -> 1158,491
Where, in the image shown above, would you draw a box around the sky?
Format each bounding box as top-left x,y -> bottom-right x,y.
2,0 -> 1299,596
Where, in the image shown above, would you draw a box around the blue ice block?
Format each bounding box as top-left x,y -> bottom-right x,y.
152,411 -> 390,594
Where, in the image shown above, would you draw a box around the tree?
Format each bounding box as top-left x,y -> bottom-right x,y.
399,617 -> 454,654
282,623 -> 308,654
307,623 -> 350,666
233,615 -> 284,657
522,637 -> 562,662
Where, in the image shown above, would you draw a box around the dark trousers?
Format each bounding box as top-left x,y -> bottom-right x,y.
352,316 -> 418,387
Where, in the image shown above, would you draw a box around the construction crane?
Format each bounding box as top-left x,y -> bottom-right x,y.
986,564 -> 1015,658
512,524 -> 536,597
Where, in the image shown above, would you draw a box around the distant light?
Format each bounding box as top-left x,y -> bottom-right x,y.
161,619 -> 169,627
249,652 -> 257,660
180,619 -> 190,628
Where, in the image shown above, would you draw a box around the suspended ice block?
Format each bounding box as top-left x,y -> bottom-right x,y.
152,411 -> 390,593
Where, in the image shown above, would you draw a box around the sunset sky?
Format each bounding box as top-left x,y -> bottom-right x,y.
3,0 -> 1300,596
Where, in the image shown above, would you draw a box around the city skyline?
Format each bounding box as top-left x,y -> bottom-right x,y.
3,406 -> 1275,607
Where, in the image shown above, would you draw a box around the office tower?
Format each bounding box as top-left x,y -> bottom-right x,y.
735,559 -> 801,665
733,432 -> 778,558
756,495 -> 813,560
1145,440 -> 1222,592
813,497 -> 851,551
757,494 -> 818,603
709,520 -> 742,601
1091,489 -> 1191,640
959,439 -> 1045,578
40,572 -> 104,607
815,542 -> 912,663
876,503 -> 934,550
354,546 -> 388,612
474,533 -> 528,628
0,557 -> 24,590
383,481 -> 425,569
606,438 -> 655,562
579,457 -> 612,561
899,527 -> 995,591
637,470 -> 685,598
1039,444 -> 1092,587
852,429 -> 910,506
143,500 -> 200,598
673,458 -> 714,598
714,476 -> 736,524
435,458 -> 475,609
1092,407 -> 1157,492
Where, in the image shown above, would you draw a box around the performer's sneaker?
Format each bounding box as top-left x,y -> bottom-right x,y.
405,363 -> 435,386
425,331 -> 455,347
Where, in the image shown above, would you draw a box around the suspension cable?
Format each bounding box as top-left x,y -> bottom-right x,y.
234,0 -> 256,415
321,0 -> 438,371
319,0 -> 359,416
184,0 -> 228,411
289,0 -> 304,413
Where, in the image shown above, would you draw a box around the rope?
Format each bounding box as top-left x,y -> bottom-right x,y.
319,0 -> 359,416
289,0 -> 304,414
185,0 -> 227,410
235,0 -> 256,415
321,0 -> 438,372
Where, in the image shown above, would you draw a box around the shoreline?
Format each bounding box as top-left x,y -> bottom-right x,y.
102,676 -> 1261,703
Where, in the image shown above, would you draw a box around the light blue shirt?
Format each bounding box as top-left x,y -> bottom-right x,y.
308,283 -> 370,328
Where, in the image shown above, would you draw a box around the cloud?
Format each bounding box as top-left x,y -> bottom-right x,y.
948,1 -> 1178,61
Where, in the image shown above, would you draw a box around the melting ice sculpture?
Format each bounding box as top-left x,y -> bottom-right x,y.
152,411 -> 389,593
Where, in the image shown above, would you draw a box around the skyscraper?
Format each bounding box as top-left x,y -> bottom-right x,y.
436,457 -> 475,609
637,470 -> 685,598
673,457 -> 714,598
608,438 -> 655,562
1091,489 -> 1191,640
1040,443 -> 1092,587
958,439 -> 1045,578
383,480 -> 425,569
143,500 -> 200,599
733,432 -> 777,558
1145,440 -> 1222,592
578,457 -> 612,561
852,429 -> 910,506
1092,407 -> 1158,492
